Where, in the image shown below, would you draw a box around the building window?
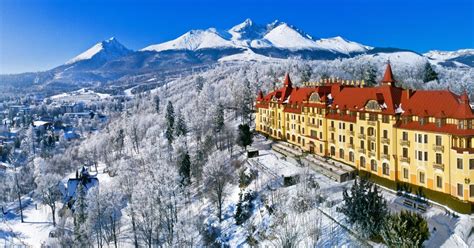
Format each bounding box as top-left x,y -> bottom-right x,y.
371,160 -> 377,172
382,163 -> 389,176
339,149 -> 344,159
383,145 -> 388,155
403,168 -> 408,179
368,127 -> 375,136
360,140 -> 365,149
436,153 -> 442,164
360,126 -> 364,134
360,156 -> 366,168
470,159 -> 474,170
402,131 -> 408,141
436,135 -> 442,146
383,130 -> 388,138
403,147 -> 408,158
470,185 -> 474,198
320,144 -> 323,153
436,176 -> 443,188
457,184 -> 463,197
349,124 -> 353,131
424,134 -> 428,143
382,115 -> 389,123
457,158 -> 463,169
349,152 -> 354,162
331,121 -> 334,127
331,147 -> 335,156
350,137 -> 353,145
419,172 -> 425,184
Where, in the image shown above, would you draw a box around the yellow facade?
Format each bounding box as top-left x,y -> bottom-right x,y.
256,73 -> 474,203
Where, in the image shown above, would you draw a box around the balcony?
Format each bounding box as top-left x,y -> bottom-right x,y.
358,133 -> 366,139
381,137 -> 390,145
347,130 -> 355,136
400,156 -> 410,163
329,126 -> 335,132
433,163 -> 445,171
400,139 -> 410,147
329,139 -> 335,144
368,120 -> 377,126
381,153 -> 390,160
308,123 -> 319,128
347,143 -> 354,149
368,135 -> 376,142
358,148 -> 366,154
368,150 -> 376,157
433,145 -> 444,153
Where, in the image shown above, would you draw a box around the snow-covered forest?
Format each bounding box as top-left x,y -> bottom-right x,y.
1,58 -> 474,247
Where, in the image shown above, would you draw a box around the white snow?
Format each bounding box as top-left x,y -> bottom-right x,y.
66,40 -> 107,64
49,88 -> 111,103
218,49 -> 285,63
262,23 -> 319,49
424,49 -> 474,61
315,36 -> 372,54
141,29 -> 238,52
141,19 -> 374,54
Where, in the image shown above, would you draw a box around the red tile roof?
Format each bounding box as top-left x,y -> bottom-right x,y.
256,70 -> 474,135
381,62 -> 395,84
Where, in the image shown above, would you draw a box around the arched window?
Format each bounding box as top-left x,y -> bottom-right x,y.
365,100 -> 381,111
371,160 -> 377,172
382,163 -> 390,176
309,92 -> 321,102
330,146 -> 336,156
339,149 -> 344,159
349,152 -> 354,162
360,156 -> 366,168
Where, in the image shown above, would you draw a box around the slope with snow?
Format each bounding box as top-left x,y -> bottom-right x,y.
140,19 -> 374,54
141,29 -> 238,52
315,36 -> 372,54
424,49 -> 474,61
66,37 -> 131,65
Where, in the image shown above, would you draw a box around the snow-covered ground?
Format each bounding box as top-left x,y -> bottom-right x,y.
49,88 -> 111,103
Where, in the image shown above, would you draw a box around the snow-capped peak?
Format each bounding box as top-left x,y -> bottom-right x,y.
66,37 -> 131,64
141,28 -> 237,52
263,22 -> 319,49
315,36 -> 372,54
140,19 -> 373,54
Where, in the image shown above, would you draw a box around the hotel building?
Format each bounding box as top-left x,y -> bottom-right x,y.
255,64 -> 474,205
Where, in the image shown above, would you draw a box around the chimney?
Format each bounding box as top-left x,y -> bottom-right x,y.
404,89 -> 413,100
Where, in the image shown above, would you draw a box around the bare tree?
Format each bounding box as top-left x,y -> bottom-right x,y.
203,151 -> 234,222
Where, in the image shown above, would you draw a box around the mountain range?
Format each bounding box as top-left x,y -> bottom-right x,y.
1,19 -> 473,93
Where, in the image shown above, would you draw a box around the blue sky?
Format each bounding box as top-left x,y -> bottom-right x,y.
0,0 -> 472,74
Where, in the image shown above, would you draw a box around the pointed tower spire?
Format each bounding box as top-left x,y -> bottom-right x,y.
283,73 -> 292,88
381,60 -> 395,86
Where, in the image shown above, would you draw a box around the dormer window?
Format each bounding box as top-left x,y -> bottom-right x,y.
435,118 -> 445,128
458,120 -> 466,130
402,116 -> 412,124
468,120 -> 473,129
419,117 -> 427,126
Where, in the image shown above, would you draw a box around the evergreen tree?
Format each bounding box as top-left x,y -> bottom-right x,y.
74,183 -> 89,246
381,211 -> 430,248
175,112 -> 187,137
338,177 -> 388,238
178,150 -> 191,186
195,76 -> 205,92
240,79 -> 253,124
213,103 -> 225,133
165,101 -> 175,144
300,64 -> 312,83
236,124 -> 252,151
153,95 -> 160,113
364,65 -> 378,86
423,62 -> 439,83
